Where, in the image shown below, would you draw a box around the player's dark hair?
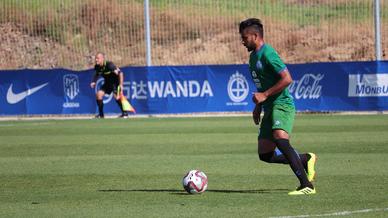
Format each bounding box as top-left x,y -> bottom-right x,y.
239,18 -> 264,38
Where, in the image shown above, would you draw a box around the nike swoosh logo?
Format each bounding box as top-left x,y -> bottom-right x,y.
6,83 -> 49,104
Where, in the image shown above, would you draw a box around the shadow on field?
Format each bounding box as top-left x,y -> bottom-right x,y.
98,189 -> 288,195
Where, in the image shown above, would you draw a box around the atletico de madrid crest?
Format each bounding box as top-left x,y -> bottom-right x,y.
63,74 -> 79,100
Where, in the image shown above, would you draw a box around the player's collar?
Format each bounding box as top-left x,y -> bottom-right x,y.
255,43 -> 266,54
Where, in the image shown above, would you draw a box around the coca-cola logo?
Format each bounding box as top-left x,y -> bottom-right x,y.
289,74 -> 323,99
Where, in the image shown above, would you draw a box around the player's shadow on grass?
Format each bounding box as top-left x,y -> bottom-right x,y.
98,189 -> 288,195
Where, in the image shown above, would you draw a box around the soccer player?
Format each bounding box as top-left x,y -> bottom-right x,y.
90,52 -> 128,118
239,18 -> 317,195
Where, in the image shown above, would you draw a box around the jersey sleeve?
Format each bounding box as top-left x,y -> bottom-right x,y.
94,65 -> 99,75
106,61 -> 118,72
266,49 -> 287,74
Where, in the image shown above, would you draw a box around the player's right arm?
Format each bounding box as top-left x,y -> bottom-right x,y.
90,67 -> 99,88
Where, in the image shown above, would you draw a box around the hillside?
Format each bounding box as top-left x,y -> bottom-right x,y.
0,0 -> 385,70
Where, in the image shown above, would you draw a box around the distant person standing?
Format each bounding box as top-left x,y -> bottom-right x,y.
90,53 -> 128,118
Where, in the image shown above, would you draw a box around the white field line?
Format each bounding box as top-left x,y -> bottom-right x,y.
0,122 -> 52,127
270,207 -> 388,218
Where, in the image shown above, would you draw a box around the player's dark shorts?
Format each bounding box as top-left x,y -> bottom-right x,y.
258,104 -> 295,140
100,83 -> 119,95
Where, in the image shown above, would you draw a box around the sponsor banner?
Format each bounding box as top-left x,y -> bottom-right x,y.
0,65 -> 255,115
0,69 -> 95,115
348,74 -> 388,97
288,61 -> 388,111
1,61 -> 388,115
120,65 -> 255,114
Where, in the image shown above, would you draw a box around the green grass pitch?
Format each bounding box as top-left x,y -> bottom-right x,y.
0,115 -> 387,217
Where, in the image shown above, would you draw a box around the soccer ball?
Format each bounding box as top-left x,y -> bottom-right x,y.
182,170 -> 208,194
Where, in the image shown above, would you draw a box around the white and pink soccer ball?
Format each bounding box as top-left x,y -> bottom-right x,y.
182,170 -> 208,194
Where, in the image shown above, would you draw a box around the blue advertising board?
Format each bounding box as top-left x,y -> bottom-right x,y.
1,61 -> 388,115
288,61 -> 388,111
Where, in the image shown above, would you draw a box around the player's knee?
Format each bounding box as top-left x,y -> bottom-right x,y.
96,93 -> 104,100
259,152 -> 274,163
272,129 -> 289,140
96,89 -> 105,98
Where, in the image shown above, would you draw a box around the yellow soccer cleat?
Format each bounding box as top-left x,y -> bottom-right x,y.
288,187 -> 316,195
306,153 -> 317,182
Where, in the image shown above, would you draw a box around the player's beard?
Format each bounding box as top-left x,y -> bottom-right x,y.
246,45 -> 256,52
244,43 -> 256,52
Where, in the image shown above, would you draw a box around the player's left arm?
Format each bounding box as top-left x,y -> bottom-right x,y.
253,69 -> 292,104
114,68 -> 124,97
114,68 -> 124,85
112,68 -> 124,101
107,62 -> 124,87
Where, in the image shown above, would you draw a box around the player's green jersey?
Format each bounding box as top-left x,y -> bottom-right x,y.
249,44 -> 294,109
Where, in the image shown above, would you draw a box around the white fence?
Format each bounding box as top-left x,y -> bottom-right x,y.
0,0 -> 386,69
